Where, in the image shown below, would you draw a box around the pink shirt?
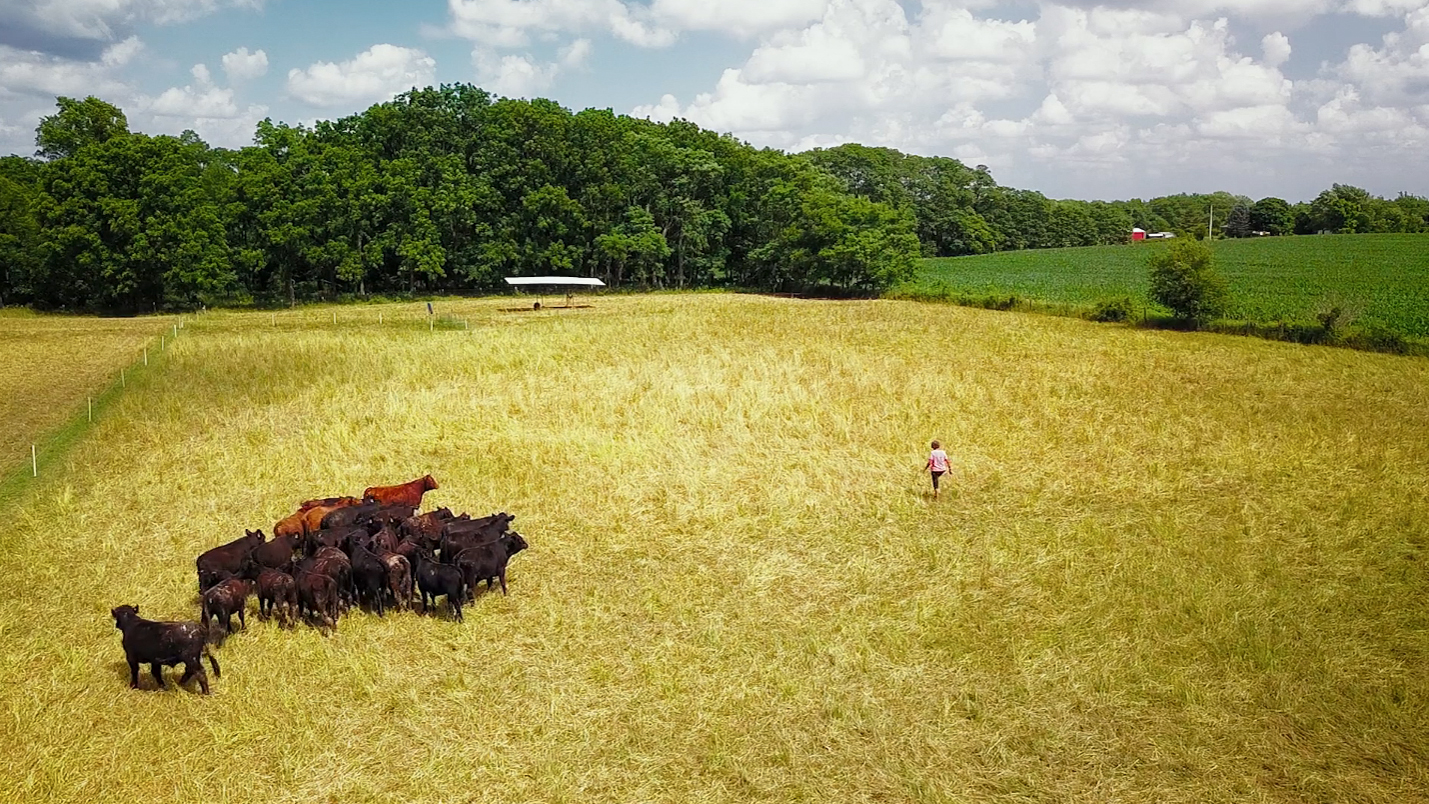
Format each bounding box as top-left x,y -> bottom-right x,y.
928,449 -> 949,473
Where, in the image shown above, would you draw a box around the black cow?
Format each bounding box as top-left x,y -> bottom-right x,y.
201,578 -> 255,638
247,533 -> 301,573
454,531 -> 529,597
112,604 -> 221,694
348,540 -> 389,617
196,529 -> 265,592
413,549 -> 466,622
257,569 -> 297,627
295,569 -> 341,630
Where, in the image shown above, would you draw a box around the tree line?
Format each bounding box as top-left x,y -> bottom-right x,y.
1,90 -> 1424,312
804,143 -> 1429,254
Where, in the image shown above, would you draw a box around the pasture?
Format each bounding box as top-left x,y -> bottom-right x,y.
0,309 -> 171,484
904,234 -> 1429,340
1,294 -> 1426,803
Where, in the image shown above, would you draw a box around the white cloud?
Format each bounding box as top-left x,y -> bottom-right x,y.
1,0 -> 264,54
0,42 -> 134,98
221,47 -> 268,81
648,0 -> 829,37
191,62 -> 212,85
475,52 -> 559,97
559,38 -> 592,68
1262,32 -> 1291,67
287,44 -> 436,108
146,84 -> 237,118
447,0 -> 674,47
632,0 -> 1429,197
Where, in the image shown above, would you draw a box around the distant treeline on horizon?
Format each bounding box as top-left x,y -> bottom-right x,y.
0,86 -> 1425,312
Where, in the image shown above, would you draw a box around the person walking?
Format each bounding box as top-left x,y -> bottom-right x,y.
926,440 -> 949,498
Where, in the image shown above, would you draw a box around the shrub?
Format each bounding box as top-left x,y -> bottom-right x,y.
1090,296 -> 1135,323
1147,239 -> 1230,326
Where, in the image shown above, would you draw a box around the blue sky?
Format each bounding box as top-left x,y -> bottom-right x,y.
2,0 -> 1427,201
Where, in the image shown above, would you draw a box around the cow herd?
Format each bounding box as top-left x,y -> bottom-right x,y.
111,474 -> 529,695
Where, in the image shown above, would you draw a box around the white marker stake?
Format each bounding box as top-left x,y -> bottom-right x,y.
121,368 -> 126,388
88,397 -> 93,422
173,323 -> 177,338
379,312 -> 383,324
32,445 -> 37,477
144,348 -> 148,366
333,312 -> 337,325
161,335 -> 165,350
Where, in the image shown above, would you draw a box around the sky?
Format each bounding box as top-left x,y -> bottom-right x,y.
1,0 -> 1426,201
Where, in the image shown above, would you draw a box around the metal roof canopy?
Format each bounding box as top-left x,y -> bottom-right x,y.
504,276 -> 605,287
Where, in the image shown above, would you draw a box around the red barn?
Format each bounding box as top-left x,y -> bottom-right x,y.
1130,228 -> 1146,242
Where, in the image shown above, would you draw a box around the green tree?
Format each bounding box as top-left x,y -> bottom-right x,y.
0,176 -> 42,305
1249,197 -> 1292,235
35,96 -> 129,160
1148,239 -> 1230,325
1224,202 -> 1252,238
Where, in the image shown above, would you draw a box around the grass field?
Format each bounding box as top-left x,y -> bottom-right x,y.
903,234 -> 1429,339
0,309 -> 171,481
1,295 -> 1427,803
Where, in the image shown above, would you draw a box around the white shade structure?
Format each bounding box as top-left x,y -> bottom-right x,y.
504,276 -> 605,287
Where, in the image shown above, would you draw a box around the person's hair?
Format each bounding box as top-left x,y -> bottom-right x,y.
931,440 -> 941,449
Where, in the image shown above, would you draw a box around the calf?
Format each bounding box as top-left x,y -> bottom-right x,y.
295,569 -> 340,630
376,550 -> 412,610
201,577 -> 255,638
413,550 -> 466,622
349,540 -> 390,617
196,529 -> 265,593
454,532 -> 529,597
363,475 -> 439,509
298,547 -> 354,610
257,569 -> 297,627
111,604 -> 221,694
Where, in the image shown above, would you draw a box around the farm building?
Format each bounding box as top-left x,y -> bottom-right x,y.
1131,228 -> 1146,241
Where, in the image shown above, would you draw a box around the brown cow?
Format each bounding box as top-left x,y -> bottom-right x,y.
273,509 -> 306,539
301,499 -> 361,535
363,475 -> 438,509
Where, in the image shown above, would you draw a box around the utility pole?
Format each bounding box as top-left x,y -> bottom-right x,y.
1208,204 -> 1214,241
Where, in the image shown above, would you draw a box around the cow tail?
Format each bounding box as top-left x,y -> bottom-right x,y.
205,645 -> 222,678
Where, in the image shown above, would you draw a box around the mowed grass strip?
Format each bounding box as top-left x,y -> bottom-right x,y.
907,234 -> 1429,338
0,309 -> 171,478
1,295 -> 1427,803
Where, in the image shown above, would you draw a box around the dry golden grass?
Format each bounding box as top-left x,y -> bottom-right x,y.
0,295 -> 1426,803
0,308 -> 171,477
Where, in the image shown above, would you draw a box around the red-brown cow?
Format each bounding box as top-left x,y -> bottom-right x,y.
363,475 -> 438,509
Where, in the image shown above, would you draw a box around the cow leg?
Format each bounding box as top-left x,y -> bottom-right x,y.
238,606 -> 246,630
452,597 -> 463,623
186,661 -> 211,695
150,663 -> 166,689
499,570 -> 508,596
128,659 -> 140,689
